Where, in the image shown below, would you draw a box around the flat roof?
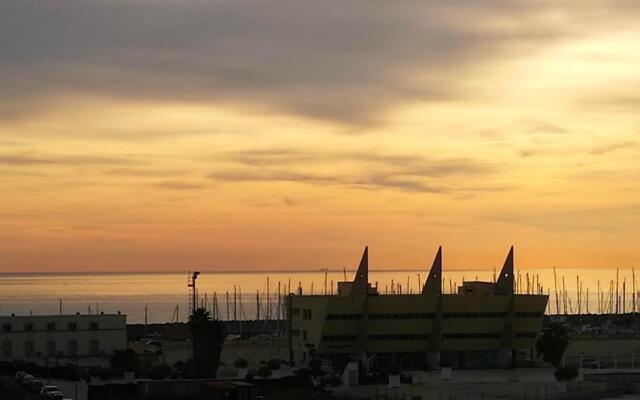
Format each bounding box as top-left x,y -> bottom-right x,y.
0,313 -> 126,318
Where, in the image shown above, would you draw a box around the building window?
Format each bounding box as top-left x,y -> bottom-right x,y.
515,332 -> 537,338
90,322 -> 99,331
302,309 -> 312,320
46,341 -> 56,357
443,332 -> 502,339
327,313 -> 436,320
2,342 -> 12,358
442,312 -> 507,319
2,323 -> 11,332
47,322 -> 56,331
291,308 -> 300,316
322,335 -> 358,341
327,313 -> 362,320
302,331 -> 308,341
368,334 -> 430,341
368,313 -> 435,320
68,340 -> 78,357
90,340 -> 99,355
24,342 -> 34,357
515,312 -> 543,318
24,323 -> 33,332
68,322 -> 77,331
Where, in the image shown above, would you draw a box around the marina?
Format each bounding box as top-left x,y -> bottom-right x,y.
2,265 -> 640,324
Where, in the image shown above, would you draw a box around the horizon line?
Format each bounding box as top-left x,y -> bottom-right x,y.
0,265 -> 637,275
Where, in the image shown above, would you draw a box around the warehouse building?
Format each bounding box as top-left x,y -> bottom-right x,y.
288,247 -> 548,370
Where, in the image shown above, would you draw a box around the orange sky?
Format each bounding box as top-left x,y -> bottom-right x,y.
1,1 -> 639,272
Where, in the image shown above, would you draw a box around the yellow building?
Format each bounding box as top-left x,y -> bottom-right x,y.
288,247 -> 548,370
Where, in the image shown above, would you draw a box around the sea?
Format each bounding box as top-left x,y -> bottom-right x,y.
0,268 -> 637,324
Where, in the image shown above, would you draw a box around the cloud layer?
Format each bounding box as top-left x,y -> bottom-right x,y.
2,1 -> 640,271
2,0 -> 639,125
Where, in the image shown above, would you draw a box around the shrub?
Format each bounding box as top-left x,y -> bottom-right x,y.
295,368 -> 311,378
554,365 -> 578,382
267,359 -> 281,370
309,359 -> 323,376
320,375 -> 342,387
110,349 -> 139,372
98,368 -> 113,380
234,358 -> 248,369
149,365 -> 172,380
387,364 -> 402,376
257,366 -> 272,378
173,361 -> 185,372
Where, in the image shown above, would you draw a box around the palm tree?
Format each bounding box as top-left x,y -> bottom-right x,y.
189,308 -> 212,329
189,307 -> 226,378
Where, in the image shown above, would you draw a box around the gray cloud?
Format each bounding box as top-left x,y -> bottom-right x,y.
493,204 -> 640,233
518,140 -> 638,158
210,148 -> 500,193
0,152 -> 137,166
105,167 -> 188,178
579,94 -> 640,114
589,141 -> 637,155
153,181 -> 206,190
211,169 -> 446,193
2,0 -> 639,126
226,148 -> 494,175
520,120 -> 569,135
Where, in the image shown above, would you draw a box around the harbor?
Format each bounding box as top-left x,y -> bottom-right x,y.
3,266 -> 640,324
4,249 -> 640,400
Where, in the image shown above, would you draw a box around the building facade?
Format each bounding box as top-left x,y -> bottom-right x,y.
288,247 -> 548,370
0,313 -> 127,367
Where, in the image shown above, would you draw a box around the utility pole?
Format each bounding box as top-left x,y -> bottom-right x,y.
187,271 -> 200,315
633,268 -> 637,313
144,303 -> 148,338
256,291 -> 260,320
226,291 -> 230,321
554,268 -> 559,315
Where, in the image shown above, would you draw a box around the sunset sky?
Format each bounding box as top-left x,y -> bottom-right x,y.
1,1 -> 639,272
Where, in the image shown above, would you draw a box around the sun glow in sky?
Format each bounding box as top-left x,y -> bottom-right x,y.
1,1 -> 639,272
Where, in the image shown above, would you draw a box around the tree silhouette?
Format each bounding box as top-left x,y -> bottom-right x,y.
189,307 -> 226,378
110,348 -> 139,373
536,323 -> 570,368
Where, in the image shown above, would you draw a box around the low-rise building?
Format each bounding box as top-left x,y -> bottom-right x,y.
0,313 -> 127,368
288,247 -> 548,371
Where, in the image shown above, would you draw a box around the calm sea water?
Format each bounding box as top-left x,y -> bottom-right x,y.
0,268 -> 637,323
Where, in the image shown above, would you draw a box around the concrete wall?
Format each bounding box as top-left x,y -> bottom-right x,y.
565,338 -> 640,368
220,339 -> 289,367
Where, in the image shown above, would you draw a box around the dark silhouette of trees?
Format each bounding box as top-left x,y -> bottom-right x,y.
258,365 -> 272,378
554,365 -> 578,381
110,348 -> 139,373
266,359 -> 281,371
234,358 -> 248,369
149,365 -> 172,380
189,307 -> 226,378
309,358 -> 323,377
536,323 -> 570,368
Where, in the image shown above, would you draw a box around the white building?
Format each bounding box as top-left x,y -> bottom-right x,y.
0,313 -> 127,367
